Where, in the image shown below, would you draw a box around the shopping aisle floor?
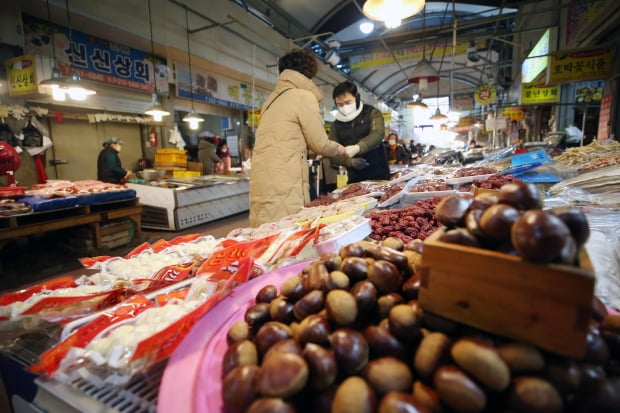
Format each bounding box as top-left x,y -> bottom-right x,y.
0,212 -> 249,293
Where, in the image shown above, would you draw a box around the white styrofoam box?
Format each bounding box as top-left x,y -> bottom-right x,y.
445,173 -> 495,185
401,190 -> 456,205
314,218 -> 371,256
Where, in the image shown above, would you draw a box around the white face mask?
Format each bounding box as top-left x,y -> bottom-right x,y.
388,140 -> 396,145
338,103 -> 357,117
114,144 -> 122,153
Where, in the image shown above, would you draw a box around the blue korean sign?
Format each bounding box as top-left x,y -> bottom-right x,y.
23,14 -> 168,93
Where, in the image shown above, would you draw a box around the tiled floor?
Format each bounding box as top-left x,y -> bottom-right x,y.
0,212 -> 249,293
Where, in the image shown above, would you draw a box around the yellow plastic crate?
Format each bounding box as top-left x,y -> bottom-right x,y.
154,149 -> 187,166
172,170 -> 201,178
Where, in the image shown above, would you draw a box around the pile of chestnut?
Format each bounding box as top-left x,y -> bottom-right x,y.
220,238 -> 620,413
435,181 -> 590,265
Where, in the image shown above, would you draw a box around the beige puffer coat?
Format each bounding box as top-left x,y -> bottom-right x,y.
249,69 -> 341,227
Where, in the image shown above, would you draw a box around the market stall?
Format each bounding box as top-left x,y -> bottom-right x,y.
1,140 -> 620,413
127,175 -> 249,231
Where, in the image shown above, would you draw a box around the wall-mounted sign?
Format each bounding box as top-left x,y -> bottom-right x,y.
566,0 -> 620,45
597,94 -> 613,143
452,92 -> 475,111
549,45 -> 614,83
502,107 -> 526,121
474,84 -> 496,105
6,55 -> 38,96
176,63 -> 268,110
23,14 -> 168,94
521,83 -> 560,104
575,81 -> 604,103
247,109 -> 261,127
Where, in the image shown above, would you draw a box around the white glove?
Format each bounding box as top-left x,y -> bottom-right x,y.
344,145 -> 360,157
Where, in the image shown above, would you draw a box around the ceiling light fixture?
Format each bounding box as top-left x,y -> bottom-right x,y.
406,96 -> 428,109
362,0 -> 425,29
182,8 -> 204,130
407,5 -> 439,92
359,21 -> 375,34
144,0 -> 170,121
325,50 -> 341,67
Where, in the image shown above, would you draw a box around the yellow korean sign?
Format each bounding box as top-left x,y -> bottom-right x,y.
474,84 -> 496,105
6,55 -> 38,96
521,83 -> 560,104
549,46 -> 614,83
502,107 -> 526,121
247,109 -> 261,128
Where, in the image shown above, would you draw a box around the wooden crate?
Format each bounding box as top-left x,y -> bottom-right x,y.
418,229 -> 595,358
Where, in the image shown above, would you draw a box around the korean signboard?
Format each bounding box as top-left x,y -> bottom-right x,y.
566,0 -> 619,45
521,83 -> 560,105
549,45 -> 614,84
597,94 -> 612,143
176,63 -> 268,111
474,84 -> 496,106
452,92 -> 475,111
22,14 -> 168,94
6,55 -> 38,96
575,81 -> 604,103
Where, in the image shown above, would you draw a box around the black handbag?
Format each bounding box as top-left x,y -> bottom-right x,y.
21,120 -> 43,147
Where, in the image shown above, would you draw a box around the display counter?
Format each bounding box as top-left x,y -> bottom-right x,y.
127,175 -> 249,231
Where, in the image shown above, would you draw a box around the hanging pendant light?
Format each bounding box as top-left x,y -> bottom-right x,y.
182,8 -> 203,130
407,94 -> 427,109
39,0 -> 96,101
430,107 -> 448,121
363,0 -> 425,29
407,5 -> 438,92
144,0 -> 169,121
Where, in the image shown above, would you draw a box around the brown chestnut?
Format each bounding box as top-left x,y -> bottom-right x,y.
227,320 -> 250,345
583,327 -> 610,366
401,273 -> 421,301
365,325 -> 409,361
377,293 -> 404,319
496,342 -> 545,374
412,381 -> 442,413
325,289 -> 358,326
364,243 -> 410,274
378,391 -> 432,413
341,256 -> 371,282
303,262 -> 330,291
351,280 -> 378,317
280,275 -> 306,301
363,357 -> 413,394
326,270 -> 350,290
434,365 -> 486,413
382,236 -> 405,251
246,398 -> 295,413
550,206 -> 590,247
331,376 -> 376,413
222,339 -> 258,377
438,228 -> 481,248
339,242 -> 366,258
222,364 -> 260,413
450,338 -> 510,392
405,239 -> 424,254
330,328 -> 369,375
414,332 -> 452,381
254,321 -> 292,356
544,360 -> 581,396
293,290 -> 325,320
263,338 -> 302,362
508,376 -> 563,413
255,351 -> 308,398
245,302 -> 271,333
303,343 -> 337,390
296,314 -> 331,347
479,203 -> 520,241
367,260 -> 404,293
388,304 -> 422,343
436,193 -> 474,228
321,252 -> 343,272
498,181 -> 541,210
256,284 -> 277,303
511,210 -> 572,263
269,296 -> 296,324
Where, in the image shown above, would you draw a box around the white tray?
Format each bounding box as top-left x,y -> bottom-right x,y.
314,218 -> 371,256
401,190 -> 456,204
445,173 -> 495,185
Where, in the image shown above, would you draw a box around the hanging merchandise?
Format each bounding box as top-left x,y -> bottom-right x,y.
149,128 -> 158,147
168,125 -> 186,150
18,117 -> 53,183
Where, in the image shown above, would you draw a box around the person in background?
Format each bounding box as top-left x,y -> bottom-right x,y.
197,137 -> 222,175
241,146 -> 252,173
469,139 -> 483,149
97,136 -> 132,184
249,48 -> 346,227
216,140 -> 232,173
328,81 -> 390,183
385,132 -> 410,165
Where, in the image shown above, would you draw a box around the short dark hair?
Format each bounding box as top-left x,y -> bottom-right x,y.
333,81 -> 358,100
278,49 -> 318,79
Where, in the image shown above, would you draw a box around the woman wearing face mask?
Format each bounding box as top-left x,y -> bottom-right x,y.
329,81 -> 390,183
216,140 -> 232,173
249,48 -> 346,227
385,132 -> 410,165
97,136 -> 131,184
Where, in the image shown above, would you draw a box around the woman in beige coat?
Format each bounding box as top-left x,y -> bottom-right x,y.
249,49 -> 346,227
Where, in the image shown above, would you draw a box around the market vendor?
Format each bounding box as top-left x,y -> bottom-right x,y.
97,136 -> 131,184
197,137 -> 222,175
249,48 -> 346,227
328,81 -> 391,183
385,132 -> 411,165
